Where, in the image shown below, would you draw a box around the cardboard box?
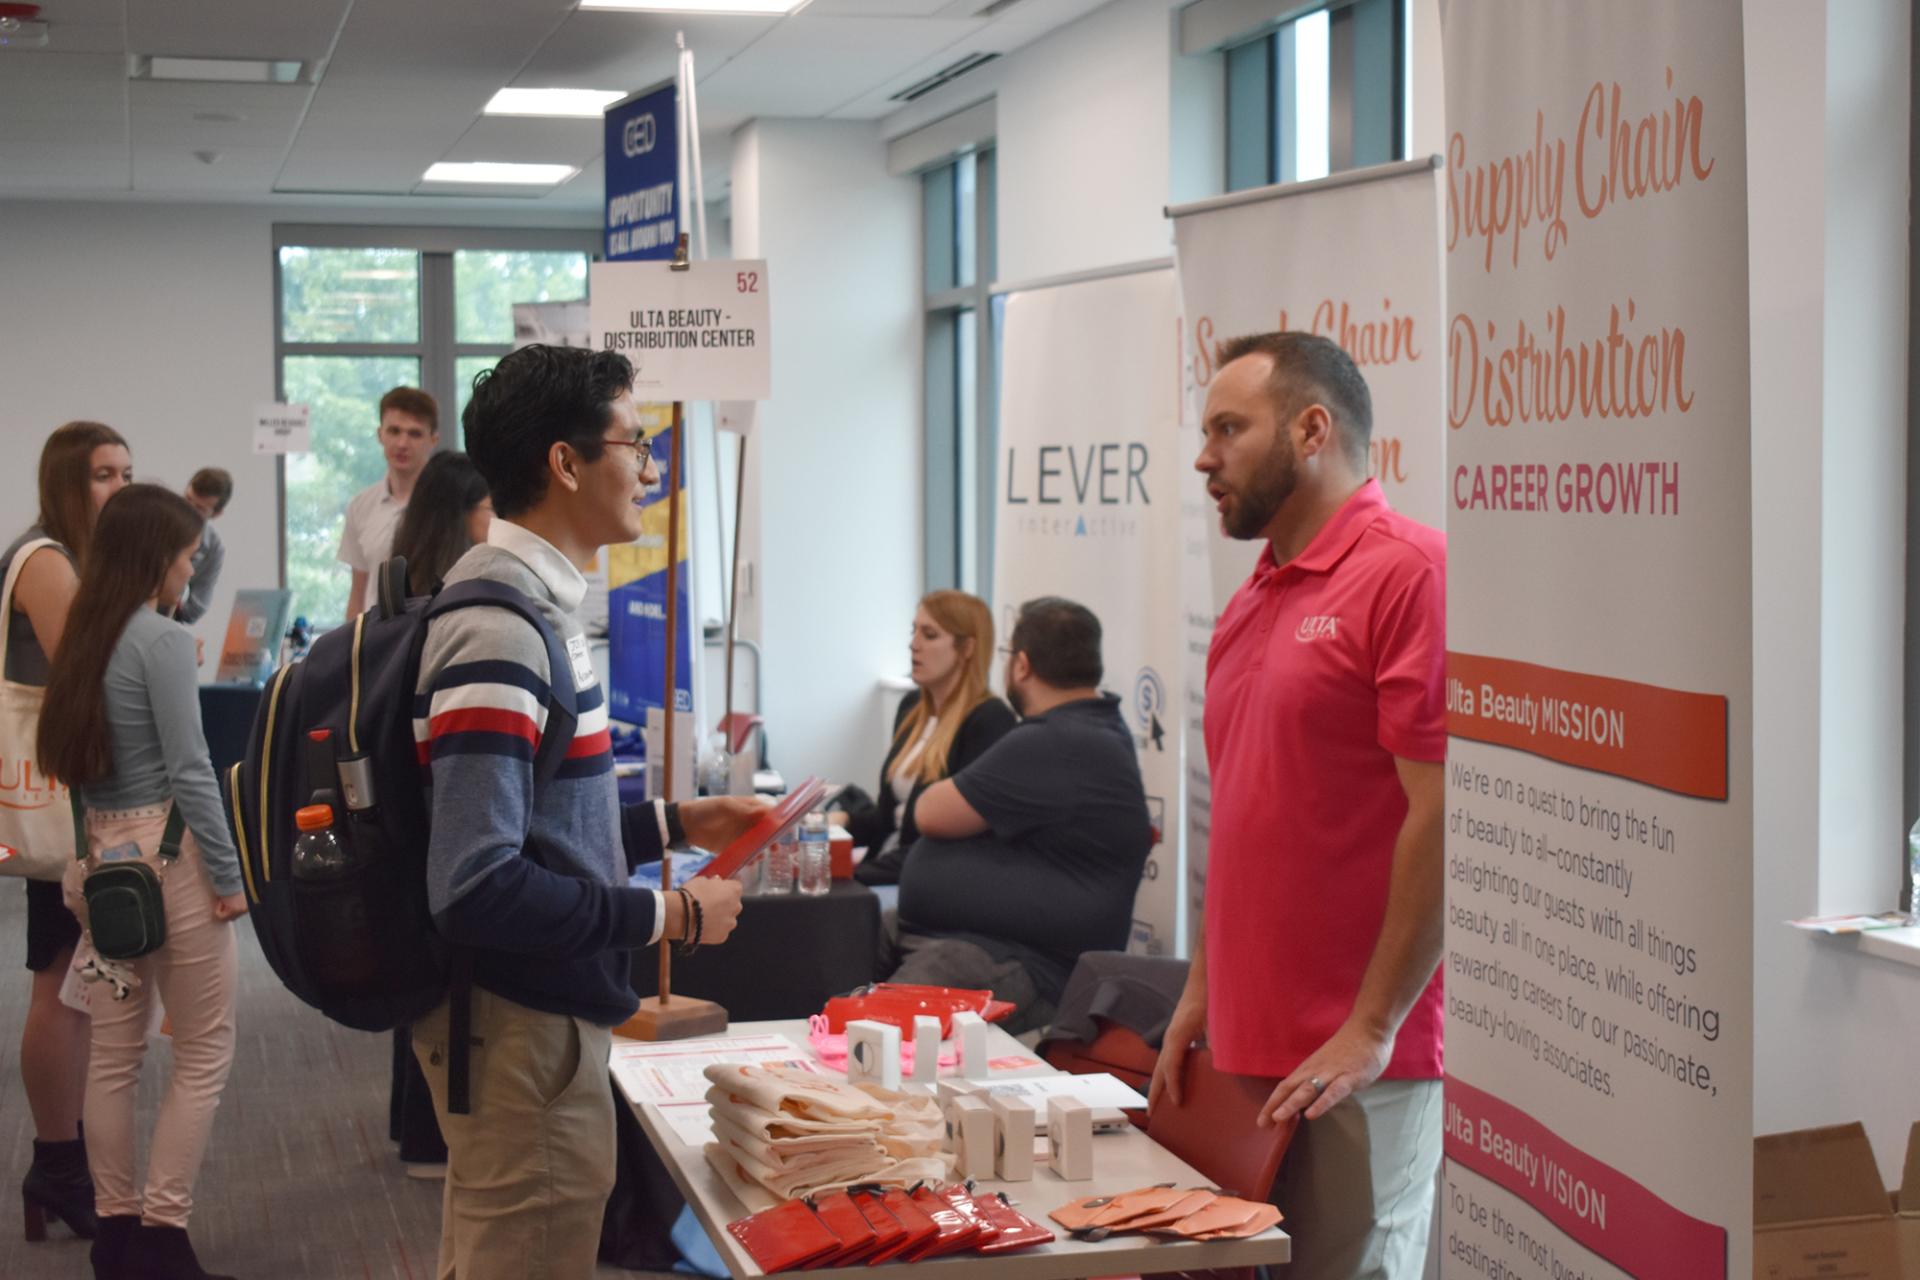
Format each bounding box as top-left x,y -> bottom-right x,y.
1898,1123 -> 1920,1279
1754,1123 -> 1904,1279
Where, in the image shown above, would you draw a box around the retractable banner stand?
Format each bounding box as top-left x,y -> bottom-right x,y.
992,267 -> 1185,955
1169,159 -> 1446,940
1439,3 -> 1751,1277
601,81 -> 690,723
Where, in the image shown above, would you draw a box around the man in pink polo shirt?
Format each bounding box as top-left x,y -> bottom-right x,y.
1151,332 -> 1445,1280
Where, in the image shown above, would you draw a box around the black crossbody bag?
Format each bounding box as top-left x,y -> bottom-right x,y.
73,797 -> 182,960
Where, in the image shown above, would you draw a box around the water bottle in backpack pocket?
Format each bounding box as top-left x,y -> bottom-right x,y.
289,802 -> 384,997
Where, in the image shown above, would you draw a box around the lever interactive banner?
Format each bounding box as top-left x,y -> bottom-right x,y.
991,267 -> 1185,955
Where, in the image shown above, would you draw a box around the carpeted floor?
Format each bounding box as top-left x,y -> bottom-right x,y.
0,882 -> 671,1279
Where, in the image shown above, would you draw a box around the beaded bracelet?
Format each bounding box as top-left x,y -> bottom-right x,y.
673,887 -> 703,955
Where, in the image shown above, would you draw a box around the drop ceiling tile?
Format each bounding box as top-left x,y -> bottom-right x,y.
129,81 -> 308,147
698,15 -> 982,117
443,116 -> 602,167
808,0 -> 955,14
514,11 -> 772,93
133,144 -> 286,190
0,142 -> 128,187
0,51 -> 128,96
126,0 -> 353,62
30,0 -> 128,57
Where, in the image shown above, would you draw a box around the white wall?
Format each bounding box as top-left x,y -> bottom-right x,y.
883,0 -> 1443,288
1748,0 -> 1920,1185
729,119 -> 921,789
0,198 -> 595,661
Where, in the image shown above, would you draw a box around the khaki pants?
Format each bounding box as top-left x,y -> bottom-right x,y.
412,990 -> 616,1280
1272,1078 -> 1442,1280
67,805 -> 238,1229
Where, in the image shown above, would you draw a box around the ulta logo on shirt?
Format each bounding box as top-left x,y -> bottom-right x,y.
1295,616 -> 1341,642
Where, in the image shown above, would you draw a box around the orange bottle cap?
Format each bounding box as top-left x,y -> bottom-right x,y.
295,804 -> 334,832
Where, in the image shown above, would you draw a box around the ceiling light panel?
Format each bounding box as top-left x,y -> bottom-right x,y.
485,87 -> 627,117
136,55 -> 308,84
421,161 -> 577,185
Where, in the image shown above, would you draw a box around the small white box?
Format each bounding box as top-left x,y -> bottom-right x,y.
1046,1096 -> 1093,1181
934,1079 -> 982,1118
947,1094 -> 997,1179
845,1019 -> 901,1090
988,1094 -> 1036,1181
950,1010 -> 989,1079
910,1015 -> 941,1084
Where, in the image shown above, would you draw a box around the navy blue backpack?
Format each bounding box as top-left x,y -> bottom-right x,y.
223,558 -> 578,1110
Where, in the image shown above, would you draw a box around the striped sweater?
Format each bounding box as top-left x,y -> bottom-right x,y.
413,532 -> 661,1026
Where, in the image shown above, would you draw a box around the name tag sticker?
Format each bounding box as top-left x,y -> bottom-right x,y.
99,842 -> 143,864
565,635 -> 597,692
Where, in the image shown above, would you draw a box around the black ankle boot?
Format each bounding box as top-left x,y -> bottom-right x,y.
21,1135 -> 96,1240
91,1215 -> 140,1279
130,1223 -> 237,1280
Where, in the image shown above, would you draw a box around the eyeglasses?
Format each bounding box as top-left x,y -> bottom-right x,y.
599,435 -> 654,466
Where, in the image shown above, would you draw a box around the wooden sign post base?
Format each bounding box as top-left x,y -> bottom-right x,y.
620,994 -> 729,1041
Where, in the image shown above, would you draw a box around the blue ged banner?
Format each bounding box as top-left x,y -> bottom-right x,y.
604,81 -> 679,262
607,406 -> 694,721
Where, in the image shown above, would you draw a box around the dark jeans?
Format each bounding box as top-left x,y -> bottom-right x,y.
876,911 -> 1057,1037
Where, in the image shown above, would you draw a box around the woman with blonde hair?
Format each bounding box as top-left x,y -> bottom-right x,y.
849,591 -> 1015,885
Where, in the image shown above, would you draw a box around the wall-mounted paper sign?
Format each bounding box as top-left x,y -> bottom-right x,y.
589,260 -> 771,402
252,402 -> 311,455
714,400 -> 757,436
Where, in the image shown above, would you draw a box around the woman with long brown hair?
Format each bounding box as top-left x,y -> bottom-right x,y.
390,450 -> 493,595
7,421 -> 132,1245
38,484 -> 246,1280
848,590 -> 1015,885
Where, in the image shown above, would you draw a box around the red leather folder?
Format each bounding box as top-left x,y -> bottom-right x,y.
865,1189 -> 938,1265
803,1191 -> 882,1269
697,776 -> 828,880
973,1193 -> 1056,1253
904,1184 -> 990,1261
726,1199 -> 841,1274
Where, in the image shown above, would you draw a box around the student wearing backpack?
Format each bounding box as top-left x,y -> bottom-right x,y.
8,420 -> 132,1246
412,344 -> 751,1280
37,485 -> 246,1280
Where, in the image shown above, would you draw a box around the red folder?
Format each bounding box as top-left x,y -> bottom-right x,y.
697,776 -> 828,880
726,1199 -> 841,1274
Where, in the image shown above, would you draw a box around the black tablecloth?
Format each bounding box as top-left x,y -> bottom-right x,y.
629,880 -> 880,1020
199,683 -> 264,775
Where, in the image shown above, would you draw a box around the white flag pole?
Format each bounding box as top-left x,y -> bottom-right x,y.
678,32 -> 747,753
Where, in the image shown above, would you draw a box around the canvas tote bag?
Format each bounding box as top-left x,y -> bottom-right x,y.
0,538 -> 76,880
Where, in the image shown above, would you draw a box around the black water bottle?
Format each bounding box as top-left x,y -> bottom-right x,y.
290,803 -> 380,994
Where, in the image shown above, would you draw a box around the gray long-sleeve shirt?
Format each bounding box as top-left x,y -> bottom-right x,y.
175,521 -> 224,626
80,606 -> 242,895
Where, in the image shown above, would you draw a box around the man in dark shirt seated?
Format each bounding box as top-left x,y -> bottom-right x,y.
880,596 -> 1152,1035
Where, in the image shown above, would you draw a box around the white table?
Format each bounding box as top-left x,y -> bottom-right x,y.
614,1018 -> 1290,1280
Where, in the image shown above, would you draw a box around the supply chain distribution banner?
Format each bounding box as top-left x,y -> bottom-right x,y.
992,269 -> 1185,955
1439,3 -> 1751,1277
1170,161 -> 1445,939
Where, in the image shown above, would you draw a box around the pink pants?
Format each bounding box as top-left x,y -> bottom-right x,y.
63,804 -> 238,1228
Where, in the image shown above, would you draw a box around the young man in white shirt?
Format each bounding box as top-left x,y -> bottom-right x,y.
339,386 -> 438,619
